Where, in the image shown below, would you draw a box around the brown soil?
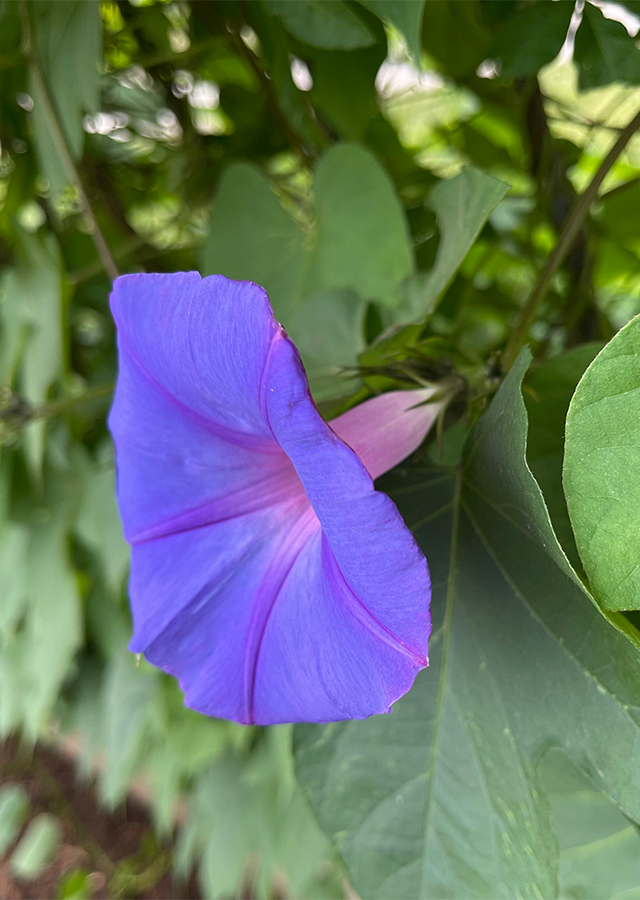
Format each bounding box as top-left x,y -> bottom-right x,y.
0,737 -> 201,900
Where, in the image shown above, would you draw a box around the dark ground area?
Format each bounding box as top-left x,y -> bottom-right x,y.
0,738 -> 201,900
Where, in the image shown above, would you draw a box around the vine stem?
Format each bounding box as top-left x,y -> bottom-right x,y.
20,0 -> 120,283
30,384 -> 114,421
233,32 -> 317,163
0,384 -> 113,433
502,105 -> 640,371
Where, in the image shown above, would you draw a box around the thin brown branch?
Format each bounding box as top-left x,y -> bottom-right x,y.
503,104 -> 640,371
228,12 -> 322,161
30,385 -> 114,421
21,0 -> 120,283
0,385 -> 113,435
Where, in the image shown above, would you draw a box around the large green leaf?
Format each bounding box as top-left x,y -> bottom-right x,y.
203,144 -> 413,310
398,168 -> 508,321
564,314 -> 640,610
574,3 -> 640,91
295,350 -> 640,899
29,0 -> 102,195
201,162 -> 305,317
306,143 -> 414,305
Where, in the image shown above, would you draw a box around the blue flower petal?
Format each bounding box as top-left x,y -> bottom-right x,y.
109,272 -> 431,724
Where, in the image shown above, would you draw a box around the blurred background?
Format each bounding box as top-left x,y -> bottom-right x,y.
2,0 -> 640,897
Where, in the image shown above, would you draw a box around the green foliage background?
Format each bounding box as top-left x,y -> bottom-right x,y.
2,0 -> 640,896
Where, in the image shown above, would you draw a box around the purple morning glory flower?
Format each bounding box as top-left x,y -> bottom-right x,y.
109,272 -> 441,725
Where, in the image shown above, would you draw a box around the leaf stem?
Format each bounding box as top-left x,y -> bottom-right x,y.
233,32 -> 317,163
30,385 -> 114,421
0,385 -> 113,433
503,105 -> 640,371
21,0 -> 120,283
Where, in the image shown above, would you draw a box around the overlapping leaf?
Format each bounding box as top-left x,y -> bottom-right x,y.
398,168 -> 508,320
541,750 -> 640,899
525,344 -> 602,571
564,314 -> 640,610
203,151 -> 506,397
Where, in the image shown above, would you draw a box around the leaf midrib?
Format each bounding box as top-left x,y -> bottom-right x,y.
418,467 -> 462,898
